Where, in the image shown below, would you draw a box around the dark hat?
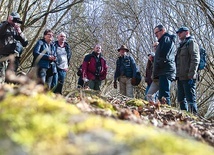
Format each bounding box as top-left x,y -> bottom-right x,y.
176,27 -> 189,33
117,45 -> 129,52
10,12 -> 21,19
10,12 -> 22,23
148,52 -> 155,57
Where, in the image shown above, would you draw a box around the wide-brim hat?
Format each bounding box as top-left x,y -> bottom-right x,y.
117,45 -> 129,52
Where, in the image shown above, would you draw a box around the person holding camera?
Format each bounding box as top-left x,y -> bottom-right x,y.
32,29 -> 57,89
0,12 -> 28,82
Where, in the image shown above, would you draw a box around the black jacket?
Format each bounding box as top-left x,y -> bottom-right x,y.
153,33 -> 176,79
0,21 -> 28,55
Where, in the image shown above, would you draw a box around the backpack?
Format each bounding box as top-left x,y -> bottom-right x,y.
198,46 -> 206,70
133,71 -> 142,86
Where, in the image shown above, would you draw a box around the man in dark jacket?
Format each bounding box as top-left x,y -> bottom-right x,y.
153,25 -> 176,105
52,32 -> 71,94
113,45 -> 137,98
0,12 -> 28,82
175,27 -> 200,114
82,44 -> 107,91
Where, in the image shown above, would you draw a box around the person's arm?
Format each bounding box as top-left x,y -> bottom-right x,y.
13,24 -> 28,47
114,59 -> 120,82
130,56 -> 137,78
82,54 -> 91,80
33,40 -> 50,60
0,21 -> 8,36
188,40 -> 200,79
65,42 -> 72,65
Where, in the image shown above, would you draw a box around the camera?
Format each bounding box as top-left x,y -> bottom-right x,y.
12,18 -> 23,24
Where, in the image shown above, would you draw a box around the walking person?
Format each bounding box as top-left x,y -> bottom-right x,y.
175,27 -> 200,114
52,32 -> 71,94
32,29 -> 56,89
153,25 -> 176,105
82,44 -> 107,91
113,45 -> 137,98
0,12 -> 28,82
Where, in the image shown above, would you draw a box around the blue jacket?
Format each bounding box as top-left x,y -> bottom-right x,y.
114,55 -> 137,81
33,39 -> 56,69
153,33 -> 176,79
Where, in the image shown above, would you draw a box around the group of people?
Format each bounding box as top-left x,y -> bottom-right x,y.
0,12 -> 200,114
144,25 -> 200,114
32,29 -> 71,94
112,25 -> 199,115
0,12 -> 71,94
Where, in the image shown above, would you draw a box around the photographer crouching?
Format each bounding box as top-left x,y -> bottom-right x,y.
0,12 -> 28,83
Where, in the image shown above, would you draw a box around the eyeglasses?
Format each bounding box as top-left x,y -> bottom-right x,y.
46,33 -> 54,37
154,30 -> 162,35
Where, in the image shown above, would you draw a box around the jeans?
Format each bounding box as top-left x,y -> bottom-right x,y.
177,79 -> 197,114
88,79 -> 102,91
144,84 -> 150,100
51,72 -> 58,89
147,80 -> 159,102
158,75 -> 172,105
38,68 -> 53,89
53,68 -> 67,94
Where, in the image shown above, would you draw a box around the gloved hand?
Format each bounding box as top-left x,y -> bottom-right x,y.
113,81 -> 117,89
131,78 -> 136,85
188,79 -> 194,85
83,78 -> 89,82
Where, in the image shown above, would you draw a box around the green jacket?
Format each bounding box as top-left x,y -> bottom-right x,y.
175,36 -> 200,80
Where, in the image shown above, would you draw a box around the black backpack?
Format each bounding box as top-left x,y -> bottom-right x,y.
133,71 -> 142,86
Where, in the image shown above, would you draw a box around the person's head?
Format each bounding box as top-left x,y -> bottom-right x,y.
148,52 -> 155,62
57,32 -> 66,44
8,12 -> 23,25
153,42 -> 159,51
154,25 -> 166,40
117,45 -> 129,56
43,29 -> 54,43
176,27 -> 190,41
93,44 -> 102,54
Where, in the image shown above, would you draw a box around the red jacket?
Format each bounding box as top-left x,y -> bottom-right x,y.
82,52 -> 107,80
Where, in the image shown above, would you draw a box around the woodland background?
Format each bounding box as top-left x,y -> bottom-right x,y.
0,0 -> 213,116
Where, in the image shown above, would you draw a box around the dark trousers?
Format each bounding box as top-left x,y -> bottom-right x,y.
53,68 -> 67,94
158,75 -> 172,105
177,79 -> 197,114
38,68 -> 53,89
